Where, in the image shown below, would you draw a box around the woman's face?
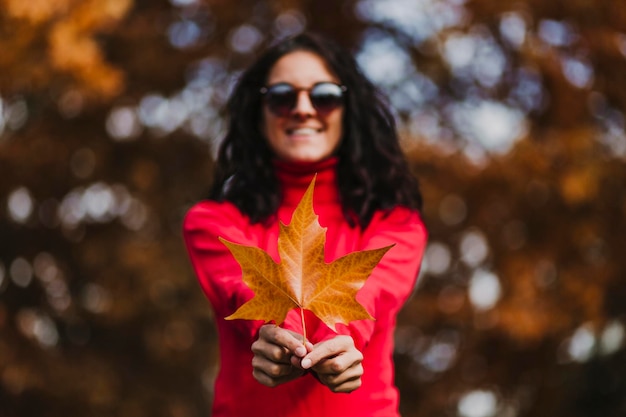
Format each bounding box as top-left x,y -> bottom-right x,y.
261,51 -> 344,163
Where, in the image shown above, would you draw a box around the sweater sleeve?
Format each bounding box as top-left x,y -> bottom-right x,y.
182,201 -> 264,340
304,207 -> 428,350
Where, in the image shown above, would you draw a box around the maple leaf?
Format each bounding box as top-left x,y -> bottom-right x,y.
219,177 -> 393,338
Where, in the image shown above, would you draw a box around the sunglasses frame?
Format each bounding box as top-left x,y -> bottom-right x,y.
260,82 -> 347,117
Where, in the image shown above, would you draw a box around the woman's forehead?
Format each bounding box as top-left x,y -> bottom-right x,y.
266,50 -> 339,86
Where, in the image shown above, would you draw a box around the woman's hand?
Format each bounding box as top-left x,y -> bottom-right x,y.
251,324 -> 310,387
301,335 -> 364,393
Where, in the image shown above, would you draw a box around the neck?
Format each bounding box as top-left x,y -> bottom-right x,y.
273,157 -> 340,208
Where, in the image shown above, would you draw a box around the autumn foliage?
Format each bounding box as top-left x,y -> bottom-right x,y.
1,1 -> 625,417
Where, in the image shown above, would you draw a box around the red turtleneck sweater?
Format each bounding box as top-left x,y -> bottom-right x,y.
183,158 -> 427,417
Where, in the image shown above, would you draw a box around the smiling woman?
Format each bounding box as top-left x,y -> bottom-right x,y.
183,32 -> 427,417
261,51 -> 344,162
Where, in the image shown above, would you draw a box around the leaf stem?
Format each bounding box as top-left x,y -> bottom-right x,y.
300,307 -> 307,344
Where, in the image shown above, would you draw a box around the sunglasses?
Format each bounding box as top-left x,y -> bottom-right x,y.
260,82 -> 347,117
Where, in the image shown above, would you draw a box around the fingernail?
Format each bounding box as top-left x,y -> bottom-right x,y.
295,346 -> 306,357
301,358 -> 312,369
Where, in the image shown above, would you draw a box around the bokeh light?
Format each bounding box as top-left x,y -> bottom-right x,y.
7,187 -> 34,223
16,309 -> 59,348
566,323 -> 596,363
355,0 -> 468,43
449,100 -> 528,155
561,56 -> 594,89
458,389 -> 498,417
599,320 -> 625,356
106,106 -> 142,141
273,10 -> 306,38
538,19 -> 576,47
80,283 -> 112,314
170,0 -> 198,6
0,96 -> 28,135
357,35 -> 413,87
423,242 -> 452,275
229,24 -> 263,54
499,12 -> 527,48
459,229 -> 490,267
468,269 -> 501,311
168,20 -> 203,49
439,193 -> 467,226
10,257 -> 33,288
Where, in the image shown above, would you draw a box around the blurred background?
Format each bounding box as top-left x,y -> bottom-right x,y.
1,0 -> 625,416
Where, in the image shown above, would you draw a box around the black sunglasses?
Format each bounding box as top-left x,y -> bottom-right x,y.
260,82 -> 347,117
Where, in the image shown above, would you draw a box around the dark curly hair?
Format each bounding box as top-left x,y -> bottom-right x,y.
210,32 -> 422,228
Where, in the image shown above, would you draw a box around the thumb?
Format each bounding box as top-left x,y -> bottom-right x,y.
278,329 -> 308,357
300,338 -> 342,369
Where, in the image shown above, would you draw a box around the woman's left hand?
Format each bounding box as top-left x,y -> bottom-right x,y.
300,335 -> 364,393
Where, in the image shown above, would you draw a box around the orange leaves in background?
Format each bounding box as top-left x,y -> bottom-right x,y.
219,177 -> 392,338
1,0 -> 132,98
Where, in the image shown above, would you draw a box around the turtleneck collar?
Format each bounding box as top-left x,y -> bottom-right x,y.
273,157 -> 340,208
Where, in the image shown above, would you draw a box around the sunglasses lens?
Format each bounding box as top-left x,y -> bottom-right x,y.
262,82 -> 345,116
264,84 -> 297,117
310,83 -> 345,114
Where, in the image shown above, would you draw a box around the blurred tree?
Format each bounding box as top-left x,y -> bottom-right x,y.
1,0 -> 625,417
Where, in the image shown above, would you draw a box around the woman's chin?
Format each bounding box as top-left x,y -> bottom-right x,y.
281,151 -> 330,164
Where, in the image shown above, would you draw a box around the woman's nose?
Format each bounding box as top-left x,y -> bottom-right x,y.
291,90 -> 315,117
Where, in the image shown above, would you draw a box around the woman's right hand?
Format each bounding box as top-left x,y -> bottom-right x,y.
251,324 -> 310,387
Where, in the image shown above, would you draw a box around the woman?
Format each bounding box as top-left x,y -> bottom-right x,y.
183,33 -> 427,417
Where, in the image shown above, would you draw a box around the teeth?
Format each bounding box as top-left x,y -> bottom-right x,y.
289,128 -> 319,135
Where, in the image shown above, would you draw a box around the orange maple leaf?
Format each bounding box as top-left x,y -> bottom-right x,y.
219,176 -> 393,339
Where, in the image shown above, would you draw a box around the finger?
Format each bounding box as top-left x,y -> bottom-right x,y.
313,349 -> 363,375
252,357 -> 306,387
318,362 -> 363,388
323,372 -> 363,393
259,325 -> 307,358
251,338 -> 291,364
301,336 -> 355,369
289,340 -> 316,368
252,355 -> 293,379
290,355 -> 302,368
253,367 -> 302,388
